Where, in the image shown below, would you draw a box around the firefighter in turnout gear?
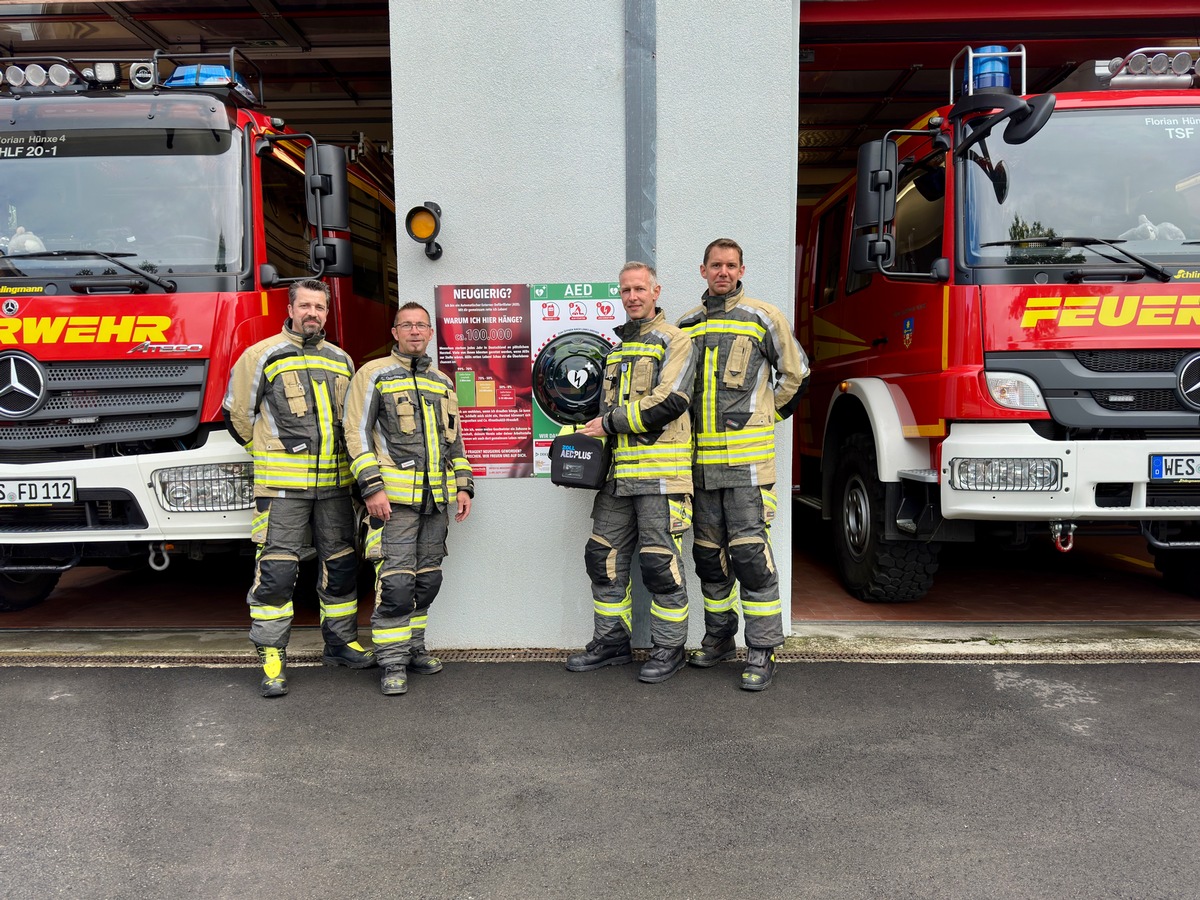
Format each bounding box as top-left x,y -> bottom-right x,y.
566,262 -> 698,683
677,239 -> 809,691
343,302 -> 475,696
223,279 -> 375,698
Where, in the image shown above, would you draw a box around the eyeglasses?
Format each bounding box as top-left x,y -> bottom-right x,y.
393,322 -> 432,332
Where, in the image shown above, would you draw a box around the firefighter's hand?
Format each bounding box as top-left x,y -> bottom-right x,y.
365,491 -> 391,523
455,491 -> 472,523
580,416 -> 605,437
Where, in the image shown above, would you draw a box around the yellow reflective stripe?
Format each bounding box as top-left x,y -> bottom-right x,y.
609,342 -> 664,362
690,320 -> 767,340
761,488 -> 777,514
265,356 -> 352,379
251,602 -> 294,621
421,397 -> 444,502
650,601 -> 689,622
695,425 -> 776,444
411,615 -> 428,629
251,510 -> 269,532
373,626 -> 412,644
351,453 -> 380,477
379,376 -> 448,394
742,598 -> 783,617
313,380 -> 335,460
320,600 -> 357,619
625,400 -> 644,432
364,527 -> 382,556
702,347 -> 718,433
594,599 -> 631,617
668,499 -> 692,529
452,457 -> 472,474
703,590 -> 738,614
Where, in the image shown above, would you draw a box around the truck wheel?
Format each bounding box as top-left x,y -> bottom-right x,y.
0,572 -> 61,612
1152,549 -> 1200,597
832,432 -> 939,602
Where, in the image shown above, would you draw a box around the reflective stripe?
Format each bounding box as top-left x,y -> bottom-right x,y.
703,590 -> 738,614
251,510 -> 269,532
701,347 -> 718,434
351,453 -> 380,477
379,376 -> 449,395
373,626 -> 413,645
595,584 -> 633,632
411,614 -> 428,630
364,527 -> 382,557
685,319 -> 767,341
650,601 -> 689,623
264,356 -> 353,380
608,342 -> 664,362
612,441 -> 692,479
694,426 -> 775,466
320,599 -> 357,620
314,380 -> 335,461
251,602 -> 294,621
742,598 -> 782,617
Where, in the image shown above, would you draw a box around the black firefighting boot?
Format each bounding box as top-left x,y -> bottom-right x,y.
255,645 -> 288,698
409,644 -> 444,675
380,665 -> 408,696
322,640 -> 377,669
565,639 -> 633,672
741,646 -> 778,692
637,645 -> 686,684
687,634 -> 737,668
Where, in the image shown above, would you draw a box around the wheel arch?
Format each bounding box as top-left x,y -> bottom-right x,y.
820,378 -> 932,515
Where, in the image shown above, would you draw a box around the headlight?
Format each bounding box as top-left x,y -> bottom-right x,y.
985,372 -> 1046,411
152,463 -> 254,512
949,457 -> 1062,491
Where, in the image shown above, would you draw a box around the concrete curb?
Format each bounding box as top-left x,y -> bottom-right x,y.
2,622 -> 1200,666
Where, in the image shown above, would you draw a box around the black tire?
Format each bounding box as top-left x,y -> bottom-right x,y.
831,432 -> 940,602
0,572 -> 61,612
1152,548 -> 1200,597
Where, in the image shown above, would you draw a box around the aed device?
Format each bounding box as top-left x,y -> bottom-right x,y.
550,426 -> 611,489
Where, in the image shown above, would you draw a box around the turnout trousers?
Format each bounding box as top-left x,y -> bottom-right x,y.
368,504 -> 449,670
247,495 -> 361,649
691,484 -> 783,649
585,488 -> 692,648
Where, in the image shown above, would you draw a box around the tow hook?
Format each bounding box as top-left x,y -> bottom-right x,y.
1050,521 -> 1076,553
148,542 -> 171,572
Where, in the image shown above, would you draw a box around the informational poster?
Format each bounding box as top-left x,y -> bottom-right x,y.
434,281 -> 623,478
434,284 -> 533,478
528,282 -> 624,477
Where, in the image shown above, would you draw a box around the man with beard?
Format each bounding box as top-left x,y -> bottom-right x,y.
224,279 -> 375,697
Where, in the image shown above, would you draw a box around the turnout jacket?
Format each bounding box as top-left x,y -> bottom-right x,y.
343,347 -> 474,509
598,308 -> 696,496
677,284 -> 809,489
222,321 -> 354,499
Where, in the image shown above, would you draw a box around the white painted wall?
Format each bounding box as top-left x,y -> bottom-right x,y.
388,1 -> 799,648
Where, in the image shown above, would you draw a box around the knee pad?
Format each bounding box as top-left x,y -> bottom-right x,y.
413,568 -> 443,610
729,538 -> 774,591
255,552 -> 299,600
321,547 -> 359,595
375,570 -> 417,619
585,537 -> 616,585
639,546 -> 682,595
692,540 -> 727,584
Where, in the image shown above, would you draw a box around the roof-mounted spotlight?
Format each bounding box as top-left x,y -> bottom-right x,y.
405,201 -> 443,260
92,61 -> 120,85
5,66 -> 26,87
24,64 -> 47,88
130,61 -> 155,90
48,64 -> 75,87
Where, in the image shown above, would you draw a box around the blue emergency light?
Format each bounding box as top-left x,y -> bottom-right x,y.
969,46 -> 1011,92
164,65 -> 240,87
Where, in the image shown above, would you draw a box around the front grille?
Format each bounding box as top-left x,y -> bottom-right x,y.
1092,389 -> 1183,412
1147,482 -> 1200,508
0,359 -> 206,450
1076,349 -> 1191,373
0,489 -> 146,531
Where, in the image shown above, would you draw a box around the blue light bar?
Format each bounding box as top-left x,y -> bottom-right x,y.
971,46 -> 1011,92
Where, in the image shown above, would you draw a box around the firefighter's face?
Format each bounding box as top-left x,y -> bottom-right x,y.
393,307 -> 432,356
288,287 -> 329,336
619,267 -> 661,321
701,246 -> 744,296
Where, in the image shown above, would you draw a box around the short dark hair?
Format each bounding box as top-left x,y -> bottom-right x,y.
394,301 -> 431,327
703,238 -> 743,266
288,278 -> 330,305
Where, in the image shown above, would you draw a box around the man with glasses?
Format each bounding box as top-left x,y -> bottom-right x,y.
223,279 -> 375,698
343,302 -> 475,696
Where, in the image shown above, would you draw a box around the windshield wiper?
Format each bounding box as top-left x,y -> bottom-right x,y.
3,249 -> 177,292
980,236 -> 1173,282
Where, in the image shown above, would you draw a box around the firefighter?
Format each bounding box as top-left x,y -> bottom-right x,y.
566,262 -> 697,683
223,279 -> 375,698
343,302 -> 475,696
677,239 -> 809,691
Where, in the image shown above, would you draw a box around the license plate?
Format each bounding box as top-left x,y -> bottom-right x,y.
1149,455 -> 1200,481
0,478 -> 76,505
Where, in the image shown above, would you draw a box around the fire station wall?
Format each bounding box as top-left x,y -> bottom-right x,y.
387,1 -> 799,648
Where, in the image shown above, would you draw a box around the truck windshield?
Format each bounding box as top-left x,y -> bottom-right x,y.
0,127 -> 243,278
965,107 -> 1200,269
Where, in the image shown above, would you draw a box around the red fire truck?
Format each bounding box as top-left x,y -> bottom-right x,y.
796,44 -> 1200,602
0,50 -> 396,610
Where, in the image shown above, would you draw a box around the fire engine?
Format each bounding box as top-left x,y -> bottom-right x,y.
796,44 -> 1200,602
0,50 -> 396,610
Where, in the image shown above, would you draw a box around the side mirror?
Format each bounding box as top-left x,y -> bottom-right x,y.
851,232 -> 895,273
310,236 -> 353,277
1004,93 -> 1056,145
259,263 -> 280,288
304,144 -> 349,231
854,140 -> 898,229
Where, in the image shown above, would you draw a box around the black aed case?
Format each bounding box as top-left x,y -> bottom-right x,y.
550,429 -> 611,489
